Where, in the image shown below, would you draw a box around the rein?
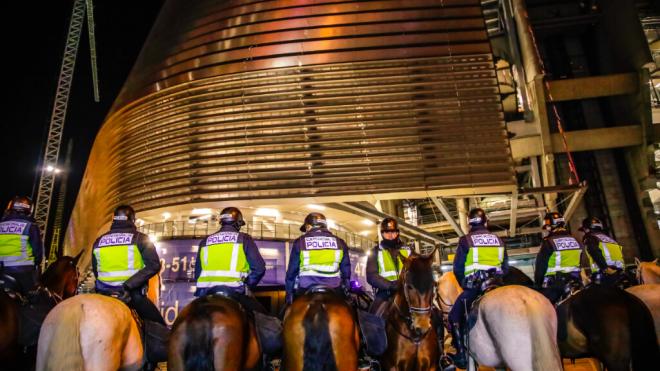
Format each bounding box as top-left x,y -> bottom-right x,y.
390,271 -> 433,344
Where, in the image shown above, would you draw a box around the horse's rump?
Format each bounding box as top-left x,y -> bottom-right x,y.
283,292 -> 359,371
169,295 -> 259,371
471,285 -> 562,371
626,284 -> 660,346
36,294 -> 143,371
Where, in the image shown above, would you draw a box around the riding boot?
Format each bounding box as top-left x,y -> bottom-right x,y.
450,323 -> 467,369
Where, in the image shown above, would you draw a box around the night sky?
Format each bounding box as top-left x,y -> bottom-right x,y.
1,0 -> 164,235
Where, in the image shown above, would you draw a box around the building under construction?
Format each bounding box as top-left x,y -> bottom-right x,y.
65,0 -> 659,304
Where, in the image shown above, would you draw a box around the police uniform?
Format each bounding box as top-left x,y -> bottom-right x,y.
583,231 -> 624,272
285,228 -> 351,302
366,240 -> 410,314
194,224 -> 266,313
92,219 -> 165,325
534,229 -> 583,303
0,211 -> 43,294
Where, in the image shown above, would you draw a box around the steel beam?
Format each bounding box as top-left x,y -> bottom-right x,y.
431,197 -> 465,237
546,73 -> 638,102
563,183 -> 589,223
509,189 -> 519,237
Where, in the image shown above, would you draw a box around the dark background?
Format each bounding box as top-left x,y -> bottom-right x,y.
0,0 -> 164,242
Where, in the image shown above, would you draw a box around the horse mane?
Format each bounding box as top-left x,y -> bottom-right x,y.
39,257 -> 72,288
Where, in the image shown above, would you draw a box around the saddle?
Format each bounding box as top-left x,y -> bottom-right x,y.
0,272 -> 26,303
208,286 -> 283,357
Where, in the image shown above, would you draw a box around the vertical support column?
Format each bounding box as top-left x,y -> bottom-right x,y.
532,75 -> 558,210
456,198 -> 469,234
510,190 -> 519,237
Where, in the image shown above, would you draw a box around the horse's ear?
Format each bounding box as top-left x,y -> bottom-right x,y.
635,257 -> 641,267
72,250 -> 84,266
421,246 -> 439,259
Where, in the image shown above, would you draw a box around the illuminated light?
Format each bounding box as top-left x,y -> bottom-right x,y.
162,212 -> 171,220
307,204 -> 326,211
46,165 -> 54,172
197,214 -> 212,220
256,208 -> 280,217
191,208 -> 212,215
359,230 -> 371,236
259,248 -> 280,256
54,169 -> 61,174
361,219 -> 375,226
327,219 -> 337,229
136,218 -> 145,227
148,234 -> 158,243
366,250 -> 372,256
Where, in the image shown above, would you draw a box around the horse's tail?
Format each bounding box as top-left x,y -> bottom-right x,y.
303,297 -> 337,371
37,302 -> 83,371
629,296 -> 660,370
528,296 -> 563,371
181,300 -> 216,371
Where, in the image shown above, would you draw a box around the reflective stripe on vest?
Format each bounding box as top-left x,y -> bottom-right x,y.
546,236 -> 581,275
587,233 -> 624,270
197,231 -> 249,288
94,243 -> 144,286
0,220 -> 35,267
377,247 -> 411,281
464,233 -> 504,277
299,235 -> 343,278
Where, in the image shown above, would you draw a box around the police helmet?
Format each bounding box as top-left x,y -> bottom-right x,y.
468,208 -> 487,226
113,205 -> 136,224
300,212 -> 327,232
219,207 -> 246,229
380,217 -> 399,234
543,211 -> 565,231
581,216 -> 604,232
6,196 -> 33,216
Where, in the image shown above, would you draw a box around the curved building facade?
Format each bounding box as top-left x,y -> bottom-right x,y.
65,0 -> 515,258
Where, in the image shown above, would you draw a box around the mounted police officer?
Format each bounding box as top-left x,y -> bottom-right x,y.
92,205 -> 165,325
534,211 -> 584,304
580,216 -> 626,286
0,196 -> 43,295
449,208 -> 509,369
194,207 -> 266,313
285,212 -> 351,304
366,217 -> 410,316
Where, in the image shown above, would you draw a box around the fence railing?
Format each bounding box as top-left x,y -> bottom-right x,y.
138,220 -> 375,251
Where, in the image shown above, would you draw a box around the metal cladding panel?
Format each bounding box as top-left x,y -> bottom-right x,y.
67,0 -> 515,256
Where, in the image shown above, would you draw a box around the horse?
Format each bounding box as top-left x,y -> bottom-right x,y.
379,252 -> 439,371
556,284 -> 659,371
0,254 -> 81,370
36,293 -> 143,371
282,288 -> 360,371
438,271 -> 562,371
635,258 -> 660,284
168,294 -> 261,371
626,284 -> 660,347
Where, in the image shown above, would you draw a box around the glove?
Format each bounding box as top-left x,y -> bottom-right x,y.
118,285 -> 132,304
388,281 -> 400,293
604,267 -> 617,275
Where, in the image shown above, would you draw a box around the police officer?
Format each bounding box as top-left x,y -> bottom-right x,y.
366,217 -> 410,316
92,205 -> 165,325
194,207 -> 266,313
285,212 -> 351,304
449,208 -> 509,369
534,211 -> 584,304
0,196 -> 43,295
580,216 -> 625,284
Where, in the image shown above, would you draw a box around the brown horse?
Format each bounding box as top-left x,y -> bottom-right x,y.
168,294 -> 261,371
381,253 -> 439,371
283,289 -> 360,371
0,254 -> 80,370
626,284 -> 660,347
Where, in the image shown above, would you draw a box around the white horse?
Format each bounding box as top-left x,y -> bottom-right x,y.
635,258 -> 660,284
437,272 -> 562,371
36,294 -> 143,371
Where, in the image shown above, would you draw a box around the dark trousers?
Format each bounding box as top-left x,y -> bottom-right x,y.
129,290 -> 166,325
4,269 -> 37,295
447,288 -> 480,327
540,287 -> 563,304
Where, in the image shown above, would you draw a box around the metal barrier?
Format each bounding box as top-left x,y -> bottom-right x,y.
138,220 -> 375,251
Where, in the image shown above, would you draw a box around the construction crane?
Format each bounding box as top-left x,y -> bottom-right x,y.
34,0 -> 100,264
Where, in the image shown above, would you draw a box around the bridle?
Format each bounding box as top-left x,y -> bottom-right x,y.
391,270 -> 433,343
